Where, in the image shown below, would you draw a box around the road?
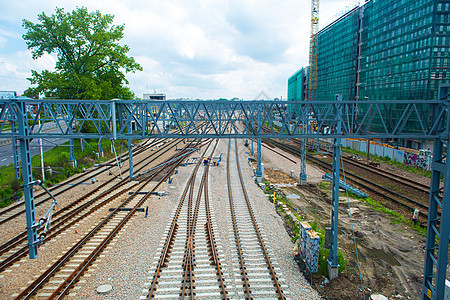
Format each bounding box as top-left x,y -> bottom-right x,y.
0,123 -> 68,167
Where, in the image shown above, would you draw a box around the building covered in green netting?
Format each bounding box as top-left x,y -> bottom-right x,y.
287,67 -> 308,117
289,0 -> 449,102
287,0 -> 449,145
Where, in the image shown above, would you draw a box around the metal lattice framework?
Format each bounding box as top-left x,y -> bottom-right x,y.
1,88 -> 450,299
0,98 -> 448,140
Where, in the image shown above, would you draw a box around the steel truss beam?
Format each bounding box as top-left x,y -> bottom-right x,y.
0,98 -> 448,140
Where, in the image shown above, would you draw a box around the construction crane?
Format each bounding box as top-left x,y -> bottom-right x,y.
300,0 -> 320,185
308,0 -> 319,102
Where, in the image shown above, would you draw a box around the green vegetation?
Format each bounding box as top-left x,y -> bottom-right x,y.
0,138 -> 133,208
362,196 -> 427,236
309,220 -> 348,276
318,178 -> 427,237
23,7 -> 142,100
319,181 -> 331,190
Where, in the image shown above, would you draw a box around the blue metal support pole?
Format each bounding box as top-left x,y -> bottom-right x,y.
98,137 -> 104,158
328,94 -> 342,280
69,138 -> 75,166
11,118 -> 21,180
256,138 -> 262,182
422,85 -> 450,300
128,139 -> 133,179
256,105 -> 263,182
69,121 -> 76,168
162,108 -> 165,131
15,100 -> 39,259
300,102 -> 307,185
111,99 -> 117,140
128,122 -> 133,179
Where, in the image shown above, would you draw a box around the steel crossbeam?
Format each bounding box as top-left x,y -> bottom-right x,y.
0,98 -> 448,140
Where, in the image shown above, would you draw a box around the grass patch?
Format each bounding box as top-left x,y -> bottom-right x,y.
333,186 -> 427,237
310,220 -> 348,276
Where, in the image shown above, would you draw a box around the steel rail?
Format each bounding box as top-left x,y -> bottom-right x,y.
51,152 -> 186,300
0,179 -> 134,272
181,140 -> 220,299
203,160 -> 227,299
268,139 -> 431,220
0,138 -> 184,268
145,140 -> 213,299
293,138 -> 431,195
0,138 -> 165,225
261,142 -> 297,164
181,159 -> 201,299
234,138 -> 286,300
226,139 -> 252,299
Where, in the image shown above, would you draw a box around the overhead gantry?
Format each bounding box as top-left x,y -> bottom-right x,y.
0,84 -> 449,299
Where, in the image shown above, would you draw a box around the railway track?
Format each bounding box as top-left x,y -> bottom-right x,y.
0,138 -> 161,225
142,137 -> 290,299
13,141 -> 198,299
266,139 -> 432,223
144,140 -> 227,299
291,138 -> 431,196
0,138 -> 189,273
228,138 -> 288,299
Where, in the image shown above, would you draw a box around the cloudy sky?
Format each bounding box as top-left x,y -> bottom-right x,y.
0,0 -> 360,100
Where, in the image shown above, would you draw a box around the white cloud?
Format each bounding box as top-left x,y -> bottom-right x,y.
0,51 -> 56,93
0,0 -> 354,99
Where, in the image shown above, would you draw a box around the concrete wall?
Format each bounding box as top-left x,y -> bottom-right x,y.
320,138 -> 431,171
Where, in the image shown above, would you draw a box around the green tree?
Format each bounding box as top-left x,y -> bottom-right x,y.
23,7 -> 142,100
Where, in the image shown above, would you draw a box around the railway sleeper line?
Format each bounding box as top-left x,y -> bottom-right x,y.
0,138 -> 176,226
306,151 -> 433,223
144,139 -> 231,299
0,180 -> 137,273
291,138 -> 431,196
0,142 -> 190,272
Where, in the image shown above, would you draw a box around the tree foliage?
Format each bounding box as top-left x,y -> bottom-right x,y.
23,7 -> 142,100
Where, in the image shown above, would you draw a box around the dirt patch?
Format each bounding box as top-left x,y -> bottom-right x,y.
267,168 -> 426,300
264,168 -> 298,184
